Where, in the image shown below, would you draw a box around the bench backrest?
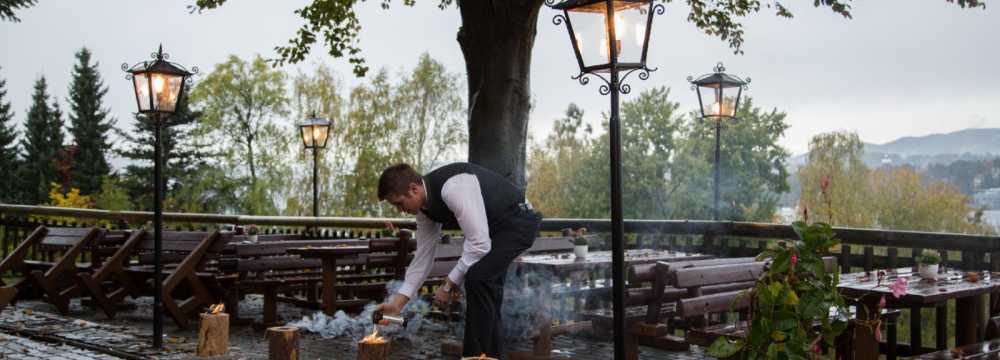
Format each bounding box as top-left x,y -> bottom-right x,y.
136,231 -> 233,269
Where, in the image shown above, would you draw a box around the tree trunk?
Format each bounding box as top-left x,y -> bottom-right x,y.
458,0 -> 543,187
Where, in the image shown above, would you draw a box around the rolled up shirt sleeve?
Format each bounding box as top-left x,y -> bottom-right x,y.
396,212 -> 441,300
442,174 -> 492,285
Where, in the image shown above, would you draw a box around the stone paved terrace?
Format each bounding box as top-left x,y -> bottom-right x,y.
1,296 -> 710,359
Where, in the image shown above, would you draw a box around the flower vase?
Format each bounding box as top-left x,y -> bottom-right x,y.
918,264 -> 939,281
574,245 -> 588,260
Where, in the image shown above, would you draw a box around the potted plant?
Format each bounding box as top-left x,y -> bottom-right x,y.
566,228 -> 588,260
916,249 -> 941,280
246,224 -> 259,243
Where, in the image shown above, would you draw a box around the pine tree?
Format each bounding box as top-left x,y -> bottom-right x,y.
116,88 -> 209,210
67,47 -> 114,195
18,77 -> 65,205
0,66 -> 20,203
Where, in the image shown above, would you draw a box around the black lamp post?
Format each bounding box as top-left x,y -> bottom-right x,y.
689,63 -> 749,221
548,0 -> 663,358
298,114 -> 331,218
124,45 -> 195,349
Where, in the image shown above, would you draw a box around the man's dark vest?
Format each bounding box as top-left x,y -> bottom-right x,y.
421,163 -> 524,230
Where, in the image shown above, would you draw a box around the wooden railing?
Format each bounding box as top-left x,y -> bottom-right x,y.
3,203 -> 1000,274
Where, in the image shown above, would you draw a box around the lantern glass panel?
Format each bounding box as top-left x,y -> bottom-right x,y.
567,1 -> 649,69
133,74 -> 151,112
300,125 -> 316,148
151,73 -> 184,113
313,124 -> 330,148
698,85 -> 739,119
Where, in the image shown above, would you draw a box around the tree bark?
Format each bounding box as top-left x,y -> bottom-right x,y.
458,0 -> 543,187
266,326 -> 300,360
196,312 -> 229,357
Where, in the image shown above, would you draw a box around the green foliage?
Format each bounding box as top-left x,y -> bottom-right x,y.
189,54 -> 290,215
93,176 -> 132,211
116,87 -> 212,211
685,98 -> 791,221
18,77 -> 64,205
527,90 -> 789,222
708,221 -> 848,359
0,0 -> 36,22
67,47 -> 114,195
0,66 -> 19,203
798,131 -> 995,234
338,54 -> 466,217
916,249 -> 941,265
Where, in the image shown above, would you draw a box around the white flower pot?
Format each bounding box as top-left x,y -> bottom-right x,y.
918,264 -> 939,280
574,245 -> 588,260
248,234 -> 258,244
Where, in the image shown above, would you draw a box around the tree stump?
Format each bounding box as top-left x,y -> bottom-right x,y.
357,340 -> 389,360
267,326 -> 300,360
196,312 -> 229,357
0,287 -> 16,311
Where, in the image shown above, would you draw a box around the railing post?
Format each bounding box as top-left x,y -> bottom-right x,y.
887,248 -> 898,270
863,247 -> 874,272
840,245 -> 852,274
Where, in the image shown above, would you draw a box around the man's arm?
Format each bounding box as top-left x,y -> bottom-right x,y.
395,212 -> 442,301
441,174 -> 491,286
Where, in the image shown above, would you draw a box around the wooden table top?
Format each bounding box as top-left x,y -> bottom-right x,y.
837,268 -> 1000,304
514,249 -> 713,275
286,245 -> 370,258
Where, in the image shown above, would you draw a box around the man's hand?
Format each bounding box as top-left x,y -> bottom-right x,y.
375,294 -> 408,325
433,278 -> 459,309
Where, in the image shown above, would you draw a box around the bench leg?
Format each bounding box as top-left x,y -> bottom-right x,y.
264,285 -> 278,327
29,270 -> 70,315
79,273 -> 115,319
624,333 -> 639,360
163,292 -> 190,330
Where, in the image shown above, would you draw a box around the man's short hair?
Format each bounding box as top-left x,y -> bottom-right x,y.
378,163 -> 423,200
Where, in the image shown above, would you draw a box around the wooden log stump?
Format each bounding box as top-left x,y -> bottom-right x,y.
357,340 -> 389,360
267,326 -> 300,360
0,286 -> 17,311
197,312 -> 229,357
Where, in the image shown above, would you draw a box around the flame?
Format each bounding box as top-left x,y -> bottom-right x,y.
360,327 -> 386,344
480,354 -> 487,359
209,303 -> 225,314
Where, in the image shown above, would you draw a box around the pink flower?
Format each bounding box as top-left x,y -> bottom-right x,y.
878,295 -> 886,310
811,342 -> 822,355
791,254 -> 798,269
875,324 -> 882,342
889,277 -> 908,299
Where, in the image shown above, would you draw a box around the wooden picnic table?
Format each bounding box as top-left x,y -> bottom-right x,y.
513,249 -> 714,359
838,268 -> 1000,360
286,245 -> 370,315
904,337 -> 1000,359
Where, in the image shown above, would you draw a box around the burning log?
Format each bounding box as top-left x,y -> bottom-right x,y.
267,326 -> 300,360
460,354 -> 498,360
197,303 -> 229,357
357,328 -> 389,360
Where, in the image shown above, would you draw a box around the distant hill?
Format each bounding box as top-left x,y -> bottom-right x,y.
788,128 -> 1000,169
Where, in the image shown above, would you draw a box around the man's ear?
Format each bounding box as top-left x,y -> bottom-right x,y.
408,182 -> 422,196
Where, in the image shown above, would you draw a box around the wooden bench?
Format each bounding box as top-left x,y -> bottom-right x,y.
78,230 -> 232,329
0,226 -> 107,313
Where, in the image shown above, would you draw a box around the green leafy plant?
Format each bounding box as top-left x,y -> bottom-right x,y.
246,224 -> 259,236
565,227 -> 588,246
916,249 -> 941,265
708,220 -> 849,359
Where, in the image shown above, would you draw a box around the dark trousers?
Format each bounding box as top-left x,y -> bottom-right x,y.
462,207 -> 542,359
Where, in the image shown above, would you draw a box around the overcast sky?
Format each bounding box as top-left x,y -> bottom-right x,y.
0,0 -> 997,157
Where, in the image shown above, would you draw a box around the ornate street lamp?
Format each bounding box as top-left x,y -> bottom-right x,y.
298,113 -> 331,218
548,0 -> 663,358
123,45 -> 195,349
688,62 -> 749,221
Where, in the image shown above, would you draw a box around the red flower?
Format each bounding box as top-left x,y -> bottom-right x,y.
791,253 -> 798,269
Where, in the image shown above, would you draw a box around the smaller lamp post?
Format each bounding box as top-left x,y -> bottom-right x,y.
123,45 -> 195,349
688,62 -> 749,221
298,113 -> 331,218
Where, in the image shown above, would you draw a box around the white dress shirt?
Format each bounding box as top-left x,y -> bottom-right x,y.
395,173 -> 492,300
